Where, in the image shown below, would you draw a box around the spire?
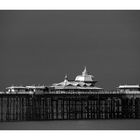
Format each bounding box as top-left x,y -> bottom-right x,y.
64,74 -> 68,83
63,74 -> 68,86
64,74 -> 68,80
82,66 -> 87,76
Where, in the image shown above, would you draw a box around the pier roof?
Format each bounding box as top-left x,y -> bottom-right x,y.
118,85 -> 140,88
51,68 -> 102,90
6,86 -> 26,89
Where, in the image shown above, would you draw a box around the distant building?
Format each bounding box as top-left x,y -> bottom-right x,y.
51,67 -> 103,91
0,67 -> 140,121
6,85 -> 48,94
6,86 -> 28,94
118,85 -> 140,93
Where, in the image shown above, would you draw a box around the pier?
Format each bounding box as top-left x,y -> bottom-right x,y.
0,91 -> 140,121
0,68 -> 140,121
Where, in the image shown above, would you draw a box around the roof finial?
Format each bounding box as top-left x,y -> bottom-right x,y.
84,66 -> 87,72
64,74 -> 68,85
82,66 -> 87,75
64,74 -> 68,80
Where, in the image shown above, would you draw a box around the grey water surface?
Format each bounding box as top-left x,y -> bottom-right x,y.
0,120 -> 140,130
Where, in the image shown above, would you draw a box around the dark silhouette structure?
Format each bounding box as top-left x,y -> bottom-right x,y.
0,68 -> 140,121
0,90 -> 140,121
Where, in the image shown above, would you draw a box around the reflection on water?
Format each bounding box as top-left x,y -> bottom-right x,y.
0,120 -> 140,130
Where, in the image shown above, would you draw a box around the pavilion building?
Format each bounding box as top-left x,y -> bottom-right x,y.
51,67 -> 103,92
0,67 -> 140,121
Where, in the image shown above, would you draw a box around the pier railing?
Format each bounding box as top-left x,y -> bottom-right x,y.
2,90 -> 140,95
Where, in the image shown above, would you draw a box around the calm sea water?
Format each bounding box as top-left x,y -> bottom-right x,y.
0,120 -> 140,130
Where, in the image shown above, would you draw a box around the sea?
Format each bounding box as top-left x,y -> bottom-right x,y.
0,120 -> 140,130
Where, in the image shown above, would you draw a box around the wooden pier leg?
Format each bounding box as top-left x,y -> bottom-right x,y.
6,97 -> 9,121
62,98 -> 64,120
45,97 -> 48,120
56,99 -> 58,120
66,99 -> 68,120
51,98 -> 53,120
69,98 -> 71,120
74,99 -> 76,120
81,99 -> 83,119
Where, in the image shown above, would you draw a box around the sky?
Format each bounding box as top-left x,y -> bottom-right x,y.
0,10 -> 140,90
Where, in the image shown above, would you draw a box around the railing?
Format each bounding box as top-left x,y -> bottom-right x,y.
48,90 -> 140,95
1,90 -> 140,95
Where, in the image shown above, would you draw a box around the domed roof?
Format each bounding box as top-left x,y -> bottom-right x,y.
51,68 -> 102,90
75,67 -> 94,82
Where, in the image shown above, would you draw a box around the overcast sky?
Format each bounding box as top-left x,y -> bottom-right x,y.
0,10 -> 140,90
